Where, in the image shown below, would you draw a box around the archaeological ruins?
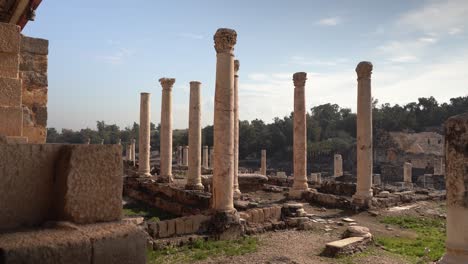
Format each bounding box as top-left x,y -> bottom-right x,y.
0,2 -> 467,264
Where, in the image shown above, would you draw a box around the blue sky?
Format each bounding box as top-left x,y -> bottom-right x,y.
23,0 -> 468,130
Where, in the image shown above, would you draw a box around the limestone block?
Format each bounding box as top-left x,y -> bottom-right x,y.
184,218 -> 193,234
21,36 -> 49,55
82,222 -> 146,264
0,224 -> 92,264
0,52 -> 19,78
0,77 -> 21,107
239,212 -> 251,221
167,219 -> 176,237
55,145 -> 123,224
273,206 -> 282,220
20,52 -> 48,72
250,209 -> 259,223
34,105 -> 48,126
157,221 -> 168,238
5,136 -> 28,143
175,218 -> 185,235
257,208 -> 265,223
0,106 -> 22,136
22,87 -> 47,107
0,23 -> 20,53
20,70 -> 47,89
263,207 -> 271,220
22,125 -> 46,143
192,214 -> 210,233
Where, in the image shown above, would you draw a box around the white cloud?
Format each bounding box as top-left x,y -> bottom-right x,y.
176,33 -> 204,40
377,36 -> 438,64
97,47 -> 135,65
448,27 -> 463,35
247,73 -> 269,81
317,16 -> 341,26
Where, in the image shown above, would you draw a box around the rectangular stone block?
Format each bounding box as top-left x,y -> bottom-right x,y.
20,52 -> 48,73
184,218 -> 193,234
0,52 -> 19,78
167,219 -> 176,237
82,222 -> 146,264
0,106 -> 22,136
0,22 -> 20,53
21,35 -> 49,55
22,125 -> 47,143
22,86 -> 47,107
5,136 -> 28,144
250,209 -> 259,223
20,70 -> 47,89
258,208 -> 265,223
55,145 -> 123,224
175,218 -> 185,235
157,221 -> 168,238
192,214 -> 210,233
263,207 -> 271,220
0,77 -> 21,107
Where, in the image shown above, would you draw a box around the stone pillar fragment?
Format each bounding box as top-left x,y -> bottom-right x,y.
183,146 -> 189,166
233,59 -> 241,197
403,162 -> 412,185
434,157 -> 444,175
212,28 -> 237,212
159,78 -> 175,183
126,144 -> 131,161
209,146 -> 214,168
131,139 -> 136,166
177,146 -> 183,165
138,92 -> 151,177
203,146 -> 209,168
260,149 -> 267,176
334,154 -> 343,177
439,113 -> 468,264
289,72 -> 309,198
186,81 -> 204,190
352,61 -> 373,206
86,138 -> 91,145
100,139 -> 104,145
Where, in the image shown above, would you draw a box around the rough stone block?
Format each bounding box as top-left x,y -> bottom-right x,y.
184,218 -> 193,234
157,221 -> 168,238
0,106 -> 22,136
5,136 -> 28,143
192,214 -> 210,233
20,52 -> 48,72
263,207 -> 271,220
33,105 -> 48,126
239,211 -> 251,222
82,222 -> 146,264
22,87 -> 47,107
0,52 -> 19,78
21,35 -> 49,55
258,208 -> 265,223
22,125 -> 46,143
250,209 -> 259,223
55,145 -> 123,224
0,22 -> 20,53
20,70 -> 47,89
175,218 -> 185,235
167,219 -> 176,237
0,77 -> 21,107
323,237 -> 369,257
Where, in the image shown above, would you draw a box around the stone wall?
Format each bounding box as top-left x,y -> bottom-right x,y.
0,144 -> 123,230
20,35 -> 48,143
146,214 -> 212,239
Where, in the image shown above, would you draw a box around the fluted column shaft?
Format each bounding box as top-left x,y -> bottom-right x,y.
212,28 -> 237,212
159,78 -> 175,182
186,81 -> 204,190
353,61 -> 374,205
290,72 -> 309,198
138,92 -> 151,176
260,149 -> 267,176
334,154 -> 343,177
209,146 -> 214,168
183,146 -> 189,166
131,138 -> 136,166
233,60 -> 241,196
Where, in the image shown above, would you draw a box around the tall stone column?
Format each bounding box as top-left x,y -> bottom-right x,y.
212,28 -> 237,212
186,81 -> 204,190
159,78 -> 175,183
403,162 -> 412,184
334,154 -> 343,176
289,72 -> 309,198
126,144 -> 131,161
352,61 -> 374,206
131,138 -> 136,166
100,139 -> 104,145
183,146 -> 189,166
233,59 -> 241,197
117,138 -> 121,145
86,138 -> 91,145
260,149 -> 267,176
209,146 -> 214,168
434,157 -> 443,175
138,93 -> 151,177
177,146 -> 183,165
439,113 -> 468,264
203,146 -> 209,168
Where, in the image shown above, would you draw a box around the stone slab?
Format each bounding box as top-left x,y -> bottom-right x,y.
55,145 -> 123,224
21,35 -> 49,55
22,125 -> 46,143
324,237 -> 369,257
326,237 -> 365,248
0,22 -> 20,53
0,77 -> 21,107
5,136 -> 28,143
0,52 -> 19,79
0,106 -> 22,136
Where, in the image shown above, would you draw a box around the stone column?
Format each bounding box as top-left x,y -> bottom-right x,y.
183,146 -> 189,166
212,28 -> 237,212
233,59 -> 241,197
439,113 -> 468,264
177,146 -> 183,165
203,146 -> 209,168
159,78 -> 175,183
186,81 -> 204,190
131,138 -> 136,166
209,146 -> 214,168
352,61 -> 373,206
434,157 -> 443,175
100,139 -> 104,145
334,154 -> 343,177
260,149 -> 267,176
86,138 -> 91,145
138,92 -> 151,177
289,72 -> 309,198
403,162 -> 412,184
117,138 -> 121,145
126,144 -> 131,161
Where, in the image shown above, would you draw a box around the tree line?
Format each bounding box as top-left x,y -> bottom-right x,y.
47,96 -> 468,163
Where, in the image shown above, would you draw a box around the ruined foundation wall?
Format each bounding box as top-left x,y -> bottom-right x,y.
19,35 -> 48,143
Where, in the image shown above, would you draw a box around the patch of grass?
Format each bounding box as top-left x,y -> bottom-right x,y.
375,216 -> 446,262
147,237 -> 258,264
123,201 -> 175,220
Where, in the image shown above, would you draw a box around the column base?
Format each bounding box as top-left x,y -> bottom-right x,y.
439,249 -> 468,264
157,175 -> 173,183
207,210 -> 242,240
289,188 -> 309,199
352,193 -> 372,207
403,182 -> 413,188
233,188 -> 242,199
137,172 -> 152,177
185,183 -> 204,190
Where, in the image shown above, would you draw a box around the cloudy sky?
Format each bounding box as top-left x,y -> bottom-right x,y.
23,0 -> 468,130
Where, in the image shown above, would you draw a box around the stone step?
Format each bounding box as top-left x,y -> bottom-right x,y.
323,237 -> 369,257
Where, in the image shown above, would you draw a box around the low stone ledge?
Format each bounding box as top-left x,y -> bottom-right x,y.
323,236 -> 371,257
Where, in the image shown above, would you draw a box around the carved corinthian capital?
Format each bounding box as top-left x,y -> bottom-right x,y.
234,60 -> 240,73
214,28 -> 237,54
293,72 -> 307,87
356,61 -> 373,80
159,78 -> 176,90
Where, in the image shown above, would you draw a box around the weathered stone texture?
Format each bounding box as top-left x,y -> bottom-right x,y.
0,22 -> 20,53
20,36 -> 49,55
0,106 -> 22,136
55,145 -> 123,224
0,52 -> 19,78
0,77 -> 21,107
